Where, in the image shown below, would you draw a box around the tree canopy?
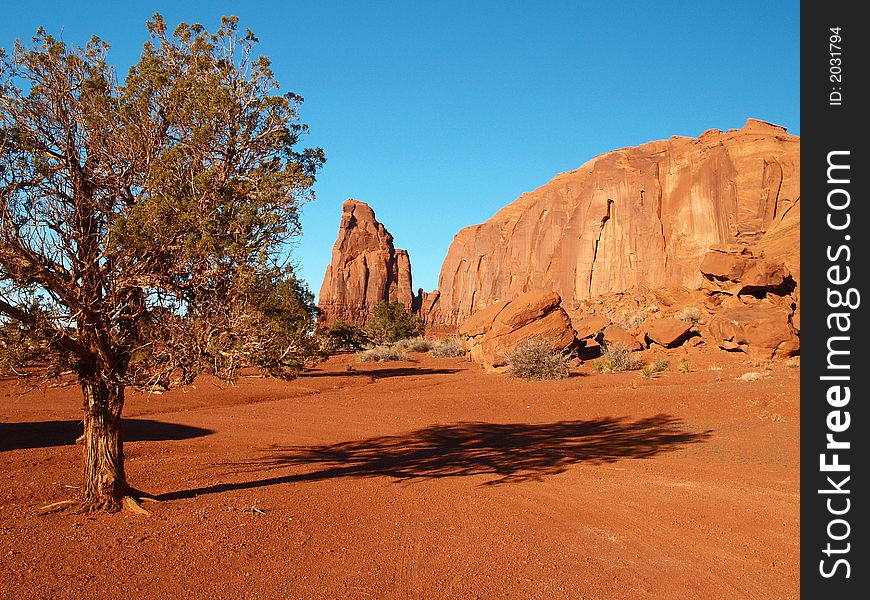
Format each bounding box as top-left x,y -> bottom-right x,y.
0,14 -> 324,512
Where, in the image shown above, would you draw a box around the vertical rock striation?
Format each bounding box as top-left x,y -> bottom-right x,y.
318,199 -> 416,326
430,119 -> 799,326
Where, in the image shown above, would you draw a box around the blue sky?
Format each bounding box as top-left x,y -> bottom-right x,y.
2,1 -> 799,298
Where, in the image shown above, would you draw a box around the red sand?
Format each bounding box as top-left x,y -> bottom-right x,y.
0,348 -> 799,599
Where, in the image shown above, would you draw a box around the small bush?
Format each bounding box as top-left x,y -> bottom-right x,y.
394,336 -> 434,352
429,338 -> 466,357
674,306 -> 702,324
591,343 -> 644,373
506,340 -> 569,380
324,320 -> 369,352
738,371 -> 765,382
641,358 -> 670,379
357,345 -> 410,362
365,301 -> 423,345
678,358 -> 691,373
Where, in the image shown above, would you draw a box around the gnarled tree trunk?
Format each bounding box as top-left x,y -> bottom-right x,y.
80,379 -> 127,512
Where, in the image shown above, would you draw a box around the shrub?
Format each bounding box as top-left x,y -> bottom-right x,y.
591,342 -> 644,373
357,345 -> 410,362
324,320 -> 369,352
678,358 -> 691,373
674,306 -> 702,324
429,338 -> 466,358
738,371 -> 765,382
394,336 -> 434,352
365,301 -> 423,345
641,358 -> 670,379
506,339 -> 569,380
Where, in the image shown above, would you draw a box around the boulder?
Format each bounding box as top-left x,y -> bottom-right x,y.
602,324 -> 643,351
700,246 -> 791,296
572,315 -> 610,340
460,289 -> 576,371
707,303 -> 799,359
645,318 -> 694,348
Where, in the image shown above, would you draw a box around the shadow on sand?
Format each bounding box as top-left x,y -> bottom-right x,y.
300,367 -> 461,379
0,419 -> 214,452
158,414 -> 711,500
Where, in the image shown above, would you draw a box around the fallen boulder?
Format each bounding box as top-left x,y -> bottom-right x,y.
460,290 -> 577,371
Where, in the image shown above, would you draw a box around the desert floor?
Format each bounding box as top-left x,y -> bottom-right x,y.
0,347 -> 799,599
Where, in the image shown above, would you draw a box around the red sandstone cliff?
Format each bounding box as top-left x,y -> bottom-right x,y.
318,199 -> 415,326
429,119 -> 799,326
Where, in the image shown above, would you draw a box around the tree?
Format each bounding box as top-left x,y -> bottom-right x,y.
365,301 -> 423,345
0,15 -> 325,513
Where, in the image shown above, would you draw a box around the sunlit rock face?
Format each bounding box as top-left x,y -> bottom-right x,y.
318,199 -> 415,326
431,119 -> 799,326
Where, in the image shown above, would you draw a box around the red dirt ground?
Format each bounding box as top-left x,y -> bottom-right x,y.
0,346 -> 799,599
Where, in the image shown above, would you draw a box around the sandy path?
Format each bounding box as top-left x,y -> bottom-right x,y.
0,349 -> 799,599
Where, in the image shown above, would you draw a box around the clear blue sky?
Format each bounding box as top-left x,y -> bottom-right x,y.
2,1 -> 799,299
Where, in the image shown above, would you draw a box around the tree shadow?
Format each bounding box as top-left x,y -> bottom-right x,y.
300,367 -> 461,379
158,414 -> 711,500
0,419 -> 214,452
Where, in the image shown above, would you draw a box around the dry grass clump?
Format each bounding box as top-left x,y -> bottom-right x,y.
738,371 -> 766,382
674,306 -> 702,324
357,345 -> 410,362
428,338 -> 466,357
591,343 -> 644,373
641,359 -> 670,379
506,340 -> 569,380
393,337 -> 434,352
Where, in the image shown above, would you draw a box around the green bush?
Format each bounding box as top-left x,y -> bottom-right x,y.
641,358 -> 670,379
324,320 -> 369,352
506,339 -> 569,380
365,301 -> 423,345
429,338 -> 466,357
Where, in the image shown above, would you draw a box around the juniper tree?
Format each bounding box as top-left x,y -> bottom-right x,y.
0,15 -> 324,513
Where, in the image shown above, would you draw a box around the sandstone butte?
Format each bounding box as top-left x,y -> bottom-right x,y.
426,118 -> 800,327
318,199 -> 416,326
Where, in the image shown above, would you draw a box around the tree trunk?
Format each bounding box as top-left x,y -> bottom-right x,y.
80,379 -> 127,512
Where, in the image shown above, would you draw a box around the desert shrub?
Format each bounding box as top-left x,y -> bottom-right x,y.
678,358 -> 691,373
394,336 -> 434,352
429,338 -> 466,358
506,339 -> 569,380
325,320 -> 369,352
738,371 -> 765,382
365,301 -> 423,345
357,345 -> 410,362
674,306 -> 702,324
591,342 -> 644,373
641,358 -> 670,379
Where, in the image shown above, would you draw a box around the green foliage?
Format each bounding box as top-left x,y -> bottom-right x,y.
0,15 -> 325,386
506,339 -> 569,381
641,359 -> 670,379
324,320 -> 369,352
428,338 -> 466,358
364,301 -> 423,346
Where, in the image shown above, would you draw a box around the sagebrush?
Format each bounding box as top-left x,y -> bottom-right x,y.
506,339 -> 569,380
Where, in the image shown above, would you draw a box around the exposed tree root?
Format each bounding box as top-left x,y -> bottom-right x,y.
38,500 -> 77,514
121,495 -> 152,516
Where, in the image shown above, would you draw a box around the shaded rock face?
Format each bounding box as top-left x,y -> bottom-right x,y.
432,119 -> 799,327
318,199 -> 415,326
459,289 -> 576,371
